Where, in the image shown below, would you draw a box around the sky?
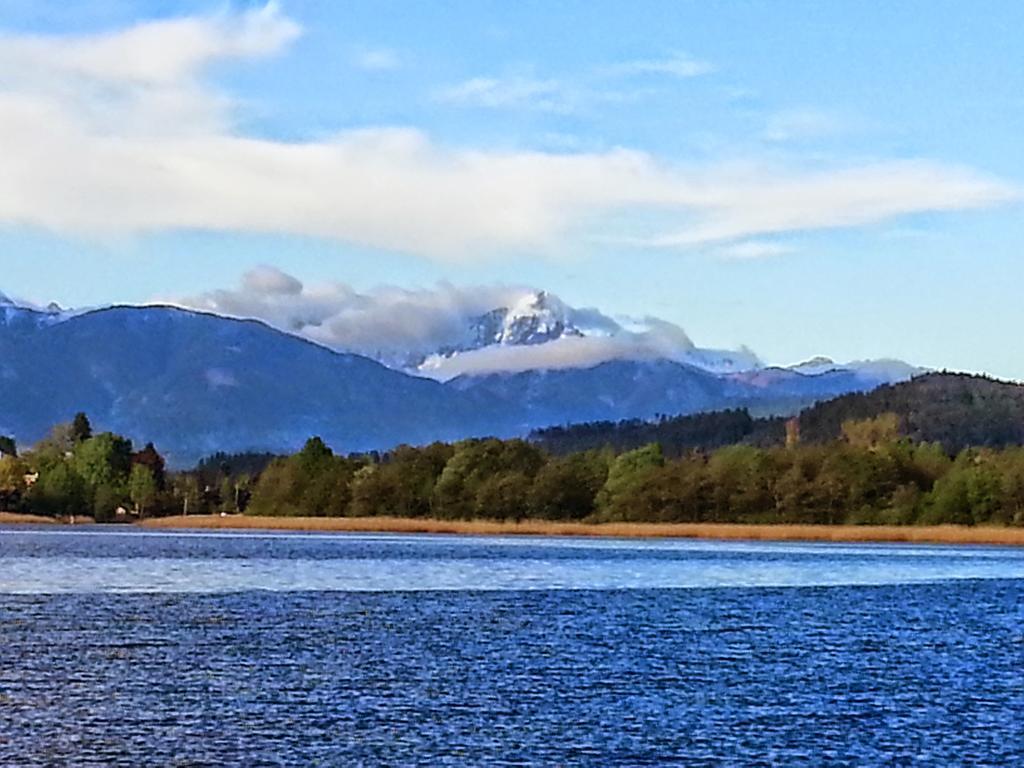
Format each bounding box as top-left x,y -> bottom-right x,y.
1,1 -> 1023,376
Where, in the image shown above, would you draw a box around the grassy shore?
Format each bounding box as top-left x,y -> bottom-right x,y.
0,511 -> 63,525
138,515 -> 1024,546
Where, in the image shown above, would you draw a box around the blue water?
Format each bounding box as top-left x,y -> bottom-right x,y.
2,527 -> 1023,765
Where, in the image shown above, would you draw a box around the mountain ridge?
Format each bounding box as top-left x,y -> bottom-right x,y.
0,298 -> 919,464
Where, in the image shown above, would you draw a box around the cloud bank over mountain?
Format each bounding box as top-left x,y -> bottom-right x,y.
177,266 -> 761,379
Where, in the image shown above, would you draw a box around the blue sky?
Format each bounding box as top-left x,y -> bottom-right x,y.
1,1 -> 1023,376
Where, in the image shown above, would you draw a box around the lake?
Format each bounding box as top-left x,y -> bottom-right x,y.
2,526 -> 1023,765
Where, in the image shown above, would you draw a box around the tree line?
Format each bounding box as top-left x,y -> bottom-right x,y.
239,416 -> 1024,526
4,405 -> 1024,527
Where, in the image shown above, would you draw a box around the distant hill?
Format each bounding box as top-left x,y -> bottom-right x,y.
450,360 -> 904,430
448,359 -> 735,430
796,372 -> 1024,451
0,305 -> 495,465
534,373 -> 1024,456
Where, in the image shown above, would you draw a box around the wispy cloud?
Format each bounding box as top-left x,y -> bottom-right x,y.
633,160 -> 1017,249
608,53 -> 715,79
0,5 -> 1016,261
763,108 -> 847,143
717,240 -> 795,260
435,53 -> 712,113
353,46 -> 401,72
433,76 -> 573,112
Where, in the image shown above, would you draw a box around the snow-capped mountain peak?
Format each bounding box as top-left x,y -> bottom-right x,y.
479,291 -> 586,347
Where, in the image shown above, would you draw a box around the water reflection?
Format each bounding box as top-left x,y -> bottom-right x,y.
3,526 -> 1023,594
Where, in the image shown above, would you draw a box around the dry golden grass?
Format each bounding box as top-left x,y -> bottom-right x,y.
0,511 -> 62,525
138,515 -> 1024,546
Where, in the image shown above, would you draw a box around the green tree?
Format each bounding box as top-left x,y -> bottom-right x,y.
347,464 -> 389,517
922,457 -> 974,526
247,458 -> 300,516
381,443 -> 454,518
964,454 -> 1004,524
595,443 -> 665,519
474,471 -> 532,521
297,437 -> 334,473
432,439 -> 546,519
701,445 -> 771,522
595,456 -> 707,523
0,455 -> 28,510
527,452 -> 608,520
218,476 -> 236,513
171,474 -> 202,516
73,433 -> 133,493
347,444 -> 450,518
29,461 -> 88,519
247,439 -> 357,517
93,484 -> 124,523
129,464 -> 159,517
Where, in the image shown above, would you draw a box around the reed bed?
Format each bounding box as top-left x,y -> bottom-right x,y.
138,515 -> 1024,546
0,511 -> 63,525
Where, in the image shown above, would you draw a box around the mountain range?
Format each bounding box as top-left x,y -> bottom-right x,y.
0,290 -> 919,465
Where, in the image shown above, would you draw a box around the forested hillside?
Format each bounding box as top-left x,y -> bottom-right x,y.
533,373 -> 1024,456
533,409 -> 786,457
796,373 -> 1024,450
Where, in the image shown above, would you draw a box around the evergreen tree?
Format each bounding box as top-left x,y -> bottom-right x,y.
71,412 -> 93,444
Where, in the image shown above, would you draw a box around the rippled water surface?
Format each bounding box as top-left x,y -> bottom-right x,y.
2,526 -> 1023,765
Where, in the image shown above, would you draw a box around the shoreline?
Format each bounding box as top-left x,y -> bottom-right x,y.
0,512 -> 63,525
136,515 -> 1024,546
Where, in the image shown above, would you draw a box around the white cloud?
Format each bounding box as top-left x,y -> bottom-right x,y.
176,267 -> 764,379
0,1 -> 299,144
354,47 -> 401,72
718,240 -> 795,260
434,76 -> 573,112
242,264 -> 304,295
609,53 -> 715,79
179,267 -> 547,367
635,160 -> 1016,248
420,333 -> 689,379
0,2 -> 299,87
0,6 -> 1017,260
